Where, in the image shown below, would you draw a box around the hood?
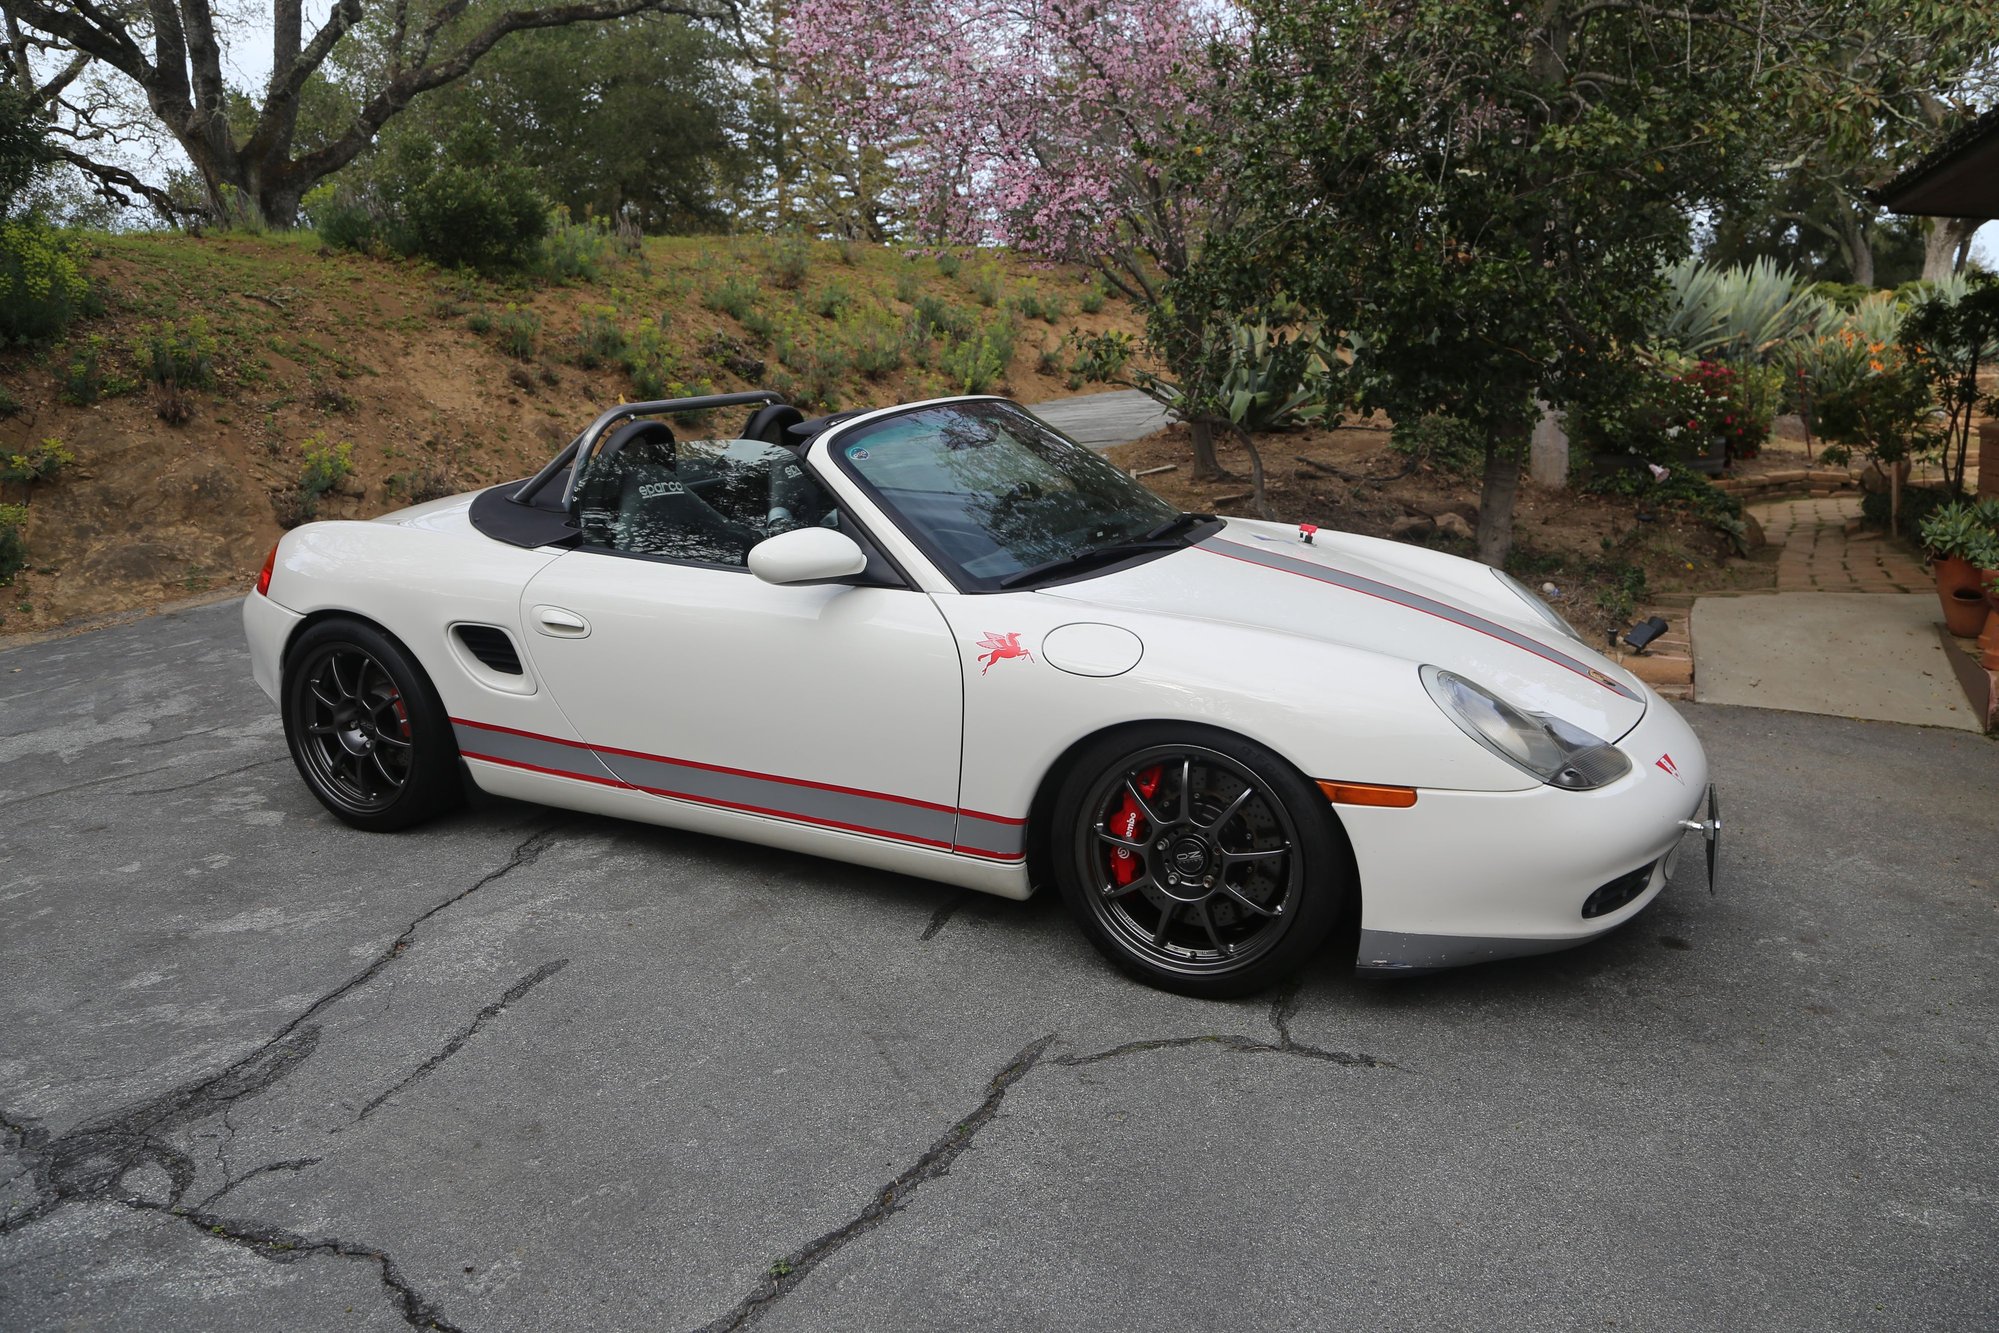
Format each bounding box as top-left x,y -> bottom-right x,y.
1041,519 -> 1648,742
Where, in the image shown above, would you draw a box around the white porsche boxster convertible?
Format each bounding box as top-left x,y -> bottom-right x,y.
245,392 -> 1718,996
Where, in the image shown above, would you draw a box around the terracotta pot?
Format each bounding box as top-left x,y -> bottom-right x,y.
1944,586 -> 1991,637
1935,555 -> 1988,633
1984,569 -> 1999,614
1980,609 -> 1999,672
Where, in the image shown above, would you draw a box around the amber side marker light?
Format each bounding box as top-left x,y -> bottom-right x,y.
255,543 -> 278,597
1318,780 -> 1418,808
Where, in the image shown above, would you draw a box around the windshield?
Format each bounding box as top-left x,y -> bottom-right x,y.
829,400 -> 1186,590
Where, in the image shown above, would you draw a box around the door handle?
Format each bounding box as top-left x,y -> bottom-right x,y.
532,605 -> 591,637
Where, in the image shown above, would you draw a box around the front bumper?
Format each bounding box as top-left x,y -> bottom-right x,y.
1339,696 -> 1711,975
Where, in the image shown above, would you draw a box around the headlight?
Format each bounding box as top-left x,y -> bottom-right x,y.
1493,569 -> 1583,643
1420,666 -> 1631,790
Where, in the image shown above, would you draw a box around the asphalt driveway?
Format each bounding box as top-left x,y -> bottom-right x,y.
2,598 -> 1994,1331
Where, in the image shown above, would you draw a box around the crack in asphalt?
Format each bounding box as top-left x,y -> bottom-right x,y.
0,823 -> 566,1332
344,959 -> 572,1129
120,757 -> 290,795
918,891 -> 968,941
1055,985 -> 1399,1070
193,1156 -> 324,1211
694,1034 -> 1057,1333
126,1198 -> 469,1333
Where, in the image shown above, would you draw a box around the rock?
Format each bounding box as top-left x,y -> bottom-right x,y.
1388,514 -> 1436,540
1860,462 -> 1888,494
1765,468 -> 1808,485
1742,513 -> 1765,550
1808,469 -> 1852,487
1435,512 -> 1474,540
1407,497 -> 1479,522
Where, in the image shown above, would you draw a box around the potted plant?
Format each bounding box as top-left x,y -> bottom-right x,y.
1918,501 -> 1999,636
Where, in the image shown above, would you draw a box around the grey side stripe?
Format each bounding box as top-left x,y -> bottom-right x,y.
955,811 -> 1028,859
1200,538 -> 1640,700
594,749 -> 958,849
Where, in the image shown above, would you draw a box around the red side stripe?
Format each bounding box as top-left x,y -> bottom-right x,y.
459,726 -> 1023,860
452,716 -> 964,816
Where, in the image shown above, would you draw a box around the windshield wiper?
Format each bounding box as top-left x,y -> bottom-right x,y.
995,513 -> 1214,589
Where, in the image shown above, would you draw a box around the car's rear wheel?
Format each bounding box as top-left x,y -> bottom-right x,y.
282,618 -> 462,832
1052,727 -> 1348,998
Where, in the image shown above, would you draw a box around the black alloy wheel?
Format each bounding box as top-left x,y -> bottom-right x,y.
282,618 -> 461,831
1053,727 -> 1348,998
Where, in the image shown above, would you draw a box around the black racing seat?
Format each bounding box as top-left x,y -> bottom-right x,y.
742,403 -> 806,447
614,460 -> 762,564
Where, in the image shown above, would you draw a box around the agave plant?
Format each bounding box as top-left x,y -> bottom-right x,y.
1653,257 -> 1829,364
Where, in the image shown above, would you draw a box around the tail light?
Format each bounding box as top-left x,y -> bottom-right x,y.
255,543 -> 278,597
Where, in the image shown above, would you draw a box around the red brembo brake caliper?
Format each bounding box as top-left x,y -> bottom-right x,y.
1107,765 -> 1165,886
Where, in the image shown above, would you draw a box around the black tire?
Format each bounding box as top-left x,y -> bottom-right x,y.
1051,725 -> 1349,999
281,617 -> 463,832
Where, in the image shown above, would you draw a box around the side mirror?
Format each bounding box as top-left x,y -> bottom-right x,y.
748,526 -> 868,586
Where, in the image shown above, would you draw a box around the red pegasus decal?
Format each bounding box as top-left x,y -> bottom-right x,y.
975,631 -> 1034,675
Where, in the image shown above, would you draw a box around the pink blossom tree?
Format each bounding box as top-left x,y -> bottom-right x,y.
785,0 -> 1253,477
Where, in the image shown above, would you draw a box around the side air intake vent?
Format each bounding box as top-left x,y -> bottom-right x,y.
455,625 -> 523,675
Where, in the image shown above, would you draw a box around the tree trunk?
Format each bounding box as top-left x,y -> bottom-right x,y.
1189,419 -> 1226,481
1475,434 -> 1524,567
1229,423 -> 1276,520
1921,218 -> 1978,283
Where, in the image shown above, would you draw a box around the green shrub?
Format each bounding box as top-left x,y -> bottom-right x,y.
0,218 -> 91,344
771,235 -> 812,289
971,266 -> 1004,307
1079,283 -> 1107,315
909,294 -> 974,342
465,307 -> 493,334
300,436 -> 354,497
621,320 -> 682,399
1,437 -> 72,489
0,502 -> 26,583
940,327 -> 1011,394
140,318 -> 217,389
893,267 -> 922,304
702,276 -> 761,320
395,163 -> 549,271
935,251 -> 962,278
572,307 -> 626,369
495,304 -> 540,359
58,335 -> 107,405
541,210 -> 615,281
0,383 -> 19,419
303,183 -> 380,254
846,310 -> 905,379
1391,414 -> 1484,479
811,281 -> 854,319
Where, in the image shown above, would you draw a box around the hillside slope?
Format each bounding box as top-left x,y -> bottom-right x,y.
0,232 -> 1140,634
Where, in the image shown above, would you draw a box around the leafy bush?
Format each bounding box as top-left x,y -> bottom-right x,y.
621,320 -> 682,399
1391,414 -> 1484,478
140,318 -> 218,390
395,163 -> 549,271
0,383 -> 17,418
934,251 -> 962,278
1860,483 -> 1957,536
572,307 -> 626,369
541,210 -> 615,282
495,305 -> 540,359
971,266 -> 1004,307
770,235 -> 812,289
1079,282 -> 1107,315
909,295 -> 974,342
0,502 -> 26,583
702,276 -> 761,320
811,281 -> 854,319
940,327 -> 1011,394
0,218 -> 91,344
58,335 -> 108,405
299,436 -> 354,497
1,437 -> 72,490
893,267 -> 922,303
303,183 -> 380,254
845,309 -> 905,379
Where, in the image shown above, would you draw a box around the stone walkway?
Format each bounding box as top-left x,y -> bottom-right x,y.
1755,495 -> 1931,594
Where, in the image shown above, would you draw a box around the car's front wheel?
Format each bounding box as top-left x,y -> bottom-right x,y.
281,618 -> 462,832
1052,727 -> 1349,998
